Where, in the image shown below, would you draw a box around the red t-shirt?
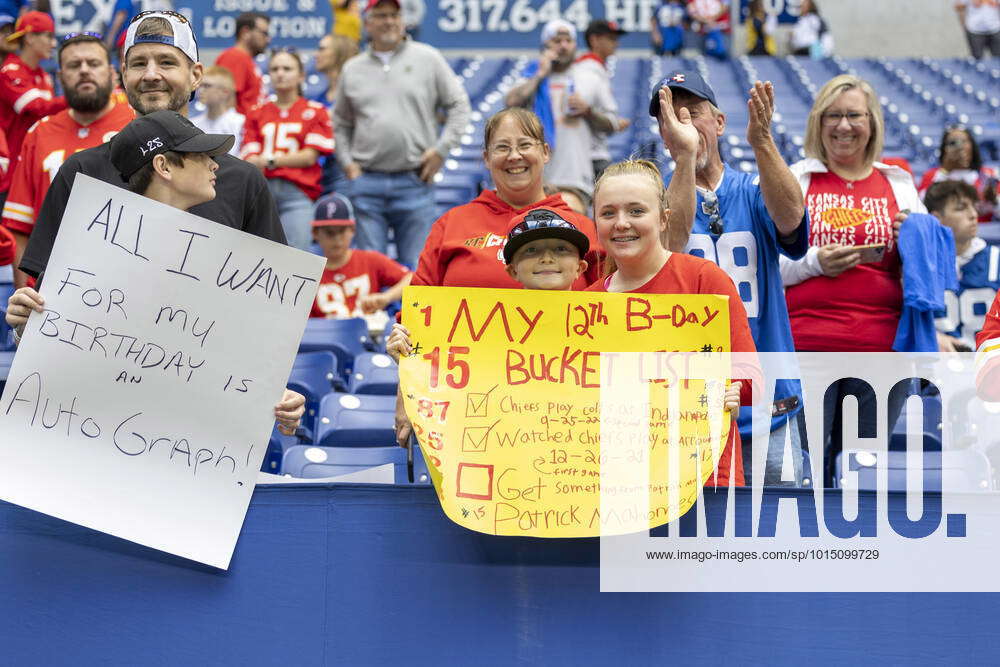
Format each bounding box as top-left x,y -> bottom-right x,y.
215,47 -> 264,115
586,253 -> 761,486
241,97 -> 334,200
786,169 -> 903,352
0,53 -> 67,192
311,249 -> 410,318
412,190 -> 603,289
2,104 -> 135,235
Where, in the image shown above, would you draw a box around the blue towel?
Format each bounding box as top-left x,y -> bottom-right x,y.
522,60 -> 555,152
893,212 -> 958,352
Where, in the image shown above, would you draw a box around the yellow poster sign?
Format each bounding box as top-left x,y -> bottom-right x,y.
399,286 -> 733,537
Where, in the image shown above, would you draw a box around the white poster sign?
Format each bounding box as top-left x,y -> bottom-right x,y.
0,174 -> 325,569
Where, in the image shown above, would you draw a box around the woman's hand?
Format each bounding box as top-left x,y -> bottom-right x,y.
394,390 -> 412,448
385,323 -> 412,362
817,244 -> 860,277
5,286 -> 44,331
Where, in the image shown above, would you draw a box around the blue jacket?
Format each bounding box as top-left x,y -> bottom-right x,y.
893,213 -> 958,352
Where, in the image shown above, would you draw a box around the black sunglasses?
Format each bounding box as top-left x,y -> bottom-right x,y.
702,191 -> 724,235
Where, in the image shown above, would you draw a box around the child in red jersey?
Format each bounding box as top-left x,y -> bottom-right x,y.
310,192 -> 412,328
586,159 -> 760,486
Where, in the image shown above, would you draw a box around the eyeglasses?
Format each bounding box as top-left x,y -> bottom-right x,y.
489,140 -> 540,157
821,111 -> 870,127
270,46 -> 299,55
702,191 -> 723,235
131,10 -> 191,25
509,210 -> 578,237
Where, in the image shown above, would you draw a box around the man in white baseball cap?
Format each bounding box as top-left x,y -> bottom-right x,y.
505,18 -> 617,205
11,10 -> 306,436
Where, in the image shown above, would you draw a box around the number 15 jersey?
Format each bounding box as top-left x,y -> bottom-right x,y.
241,97 -> 334,200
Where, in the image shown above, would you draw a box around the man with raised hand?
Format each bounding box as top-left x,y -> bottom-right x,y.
651,71 -> 808,486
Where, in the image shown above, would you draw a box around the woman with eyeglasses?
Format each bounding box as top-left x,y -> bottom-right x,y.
780,74 -> 930,485
410,107 -> 602,290
917,126 -> 998,223
394,107 -> 603,446
241,49 -> 335,251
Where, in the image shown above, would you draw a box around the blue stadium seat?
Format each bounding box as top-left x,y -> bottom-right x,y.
0,350 -> 14,394
263,424 -> 307,474
288,351 -> 344,432
315,392 -> 396,447
834,450 -> 992,492
298,318 -> 373,377
348,352 -> 398,395
281,445 -> 407,482
411,440 -> 432,485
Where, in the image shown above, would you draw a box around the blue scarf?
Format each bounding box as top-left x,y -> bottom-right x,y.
522,60 -> 555,152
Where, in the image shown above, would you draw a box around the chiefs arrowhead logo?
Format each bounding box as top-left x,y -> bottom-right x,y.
820,207 -> 873,230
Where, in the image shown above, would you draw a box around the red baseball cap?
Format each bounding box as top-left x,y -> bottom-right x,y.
7,11 -> 54,43
364,0 -> 400,13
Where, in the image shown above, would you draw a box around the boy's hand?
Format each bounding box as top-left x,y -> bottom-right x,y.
358,293 -> 390,314
5,286 -> 44,330
274,389 -> 305,435
385,323 -> 412,362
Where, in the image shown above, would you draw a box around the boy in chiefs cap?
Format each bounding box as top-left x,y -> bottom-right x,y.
309,191 -> 412,323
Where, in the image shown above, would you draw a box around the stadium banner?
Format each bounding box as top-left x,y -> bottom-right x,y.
421,0 -> 664,49
48,0 -> 334,51
398,285 -> 735,537
601,351 -> 1000,592
0,174 -> 325,570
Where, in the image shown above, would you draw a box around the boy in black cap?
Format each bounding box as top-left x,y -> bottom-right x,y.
109,109 -> 235,210
386,207 -> 590,360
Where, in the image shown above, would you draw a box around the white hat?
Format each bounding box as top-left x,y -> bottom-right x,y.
123,11 -> 199,63
540,19 -> 576,45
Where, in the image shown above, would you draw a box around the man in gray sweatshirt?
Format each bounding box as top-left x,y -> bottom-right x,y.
334,0 -> 471,269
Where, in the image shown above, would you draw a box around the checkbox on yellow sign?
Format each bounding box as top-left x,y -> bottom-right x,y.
464,384 -> 497,418
462,425 -> 491,452
455,462 -> 493,500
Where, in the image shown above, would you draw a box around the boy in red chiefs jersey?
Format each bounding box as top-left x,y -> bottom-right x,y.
310,191 -> 412,323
